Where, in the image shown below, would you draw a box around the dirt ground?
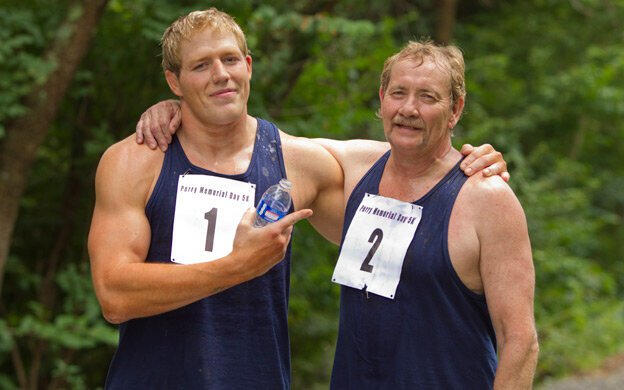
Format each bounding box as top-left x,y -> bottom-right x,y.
538,355 -> 624,390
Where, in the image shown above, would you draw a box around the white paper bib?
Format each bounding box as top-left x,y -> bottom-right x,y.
332,193 -> 423,299
171,174 -> 255,264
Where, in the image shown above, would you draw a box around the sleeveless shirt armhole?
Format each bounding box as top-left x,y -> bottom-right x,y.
347,150 -> 391,206
264,118 -> 288,180
145,147 -> 171,218
263,118 -> 295,214
338,150 -> 390,245
441,171 -> 487,303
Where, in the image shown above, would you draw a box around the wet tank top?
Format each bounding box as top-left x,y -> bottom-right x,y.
105,118 -> 293,389
331,151 -> 497,389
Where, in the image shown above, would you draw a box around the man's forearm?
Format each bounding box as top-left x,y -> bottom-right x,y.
493,334 -> 539,389
95,255 -> 242,324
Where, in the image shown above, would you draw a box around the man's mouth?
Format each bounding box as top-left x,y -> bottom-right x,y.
393,122 -> 423,131
211,88 -> 237,97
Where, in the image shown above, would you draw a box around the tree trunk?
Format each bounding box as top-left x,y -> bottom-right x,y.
0,0 -> 109,294
435,0 -> 458,44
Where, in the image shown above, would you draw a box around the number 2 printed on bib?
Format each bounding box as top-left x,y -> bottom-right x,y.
332,193 -> 422,299
171,174 -> 255,264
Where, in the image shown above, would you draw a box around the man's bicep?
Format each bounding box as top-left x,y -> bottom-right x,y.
89,205 -> 151,264
304,145 -> 345,245
312,139 -> 388,169
88,150 -> 152,293
477,183 -> 535,337
308,183 -> 344,245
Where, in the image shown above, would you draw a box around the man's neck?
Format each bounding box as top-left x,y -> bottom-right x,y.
380,139 -> 461,201
389,139 -> 458,176
177,109 -> 257,174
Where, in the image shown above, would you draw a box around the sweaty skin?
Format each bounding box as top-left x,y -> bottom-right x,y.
124,23 -> 528,388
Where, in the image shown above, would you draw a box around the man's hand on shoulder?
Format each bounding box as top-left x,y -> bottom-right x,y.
460,143 -> 509,182
135,99 -> 181,151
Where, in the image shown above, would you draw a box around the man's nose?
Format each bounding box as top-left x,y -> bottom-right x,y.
397,96 -> 420,118
211,60 -> 229,83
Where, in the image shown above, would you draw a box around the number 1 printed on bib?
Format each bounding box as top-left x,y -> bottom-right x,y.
332,193 -> 422,299
171,174 -> 255,264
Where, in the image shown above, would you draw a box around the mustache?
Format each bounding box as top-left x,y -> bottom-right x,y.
392,117 -> 424,128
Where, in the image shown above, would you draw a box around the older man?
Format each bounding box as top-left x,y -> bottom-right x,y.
322,41 -> 538,389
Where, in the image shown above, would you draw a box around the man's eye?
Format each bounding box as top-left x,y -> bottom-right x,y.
224,57 -> 239,64
194,62 -> 208,70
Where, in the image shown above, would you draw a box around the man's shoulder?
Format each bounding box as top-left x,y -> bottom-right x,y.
95,135 -> 165,204
463,174 -> 513,197
280,133 -> 389,169
460,174 -> 525,222
99,135 -> 164,173
279,132 -> 337,167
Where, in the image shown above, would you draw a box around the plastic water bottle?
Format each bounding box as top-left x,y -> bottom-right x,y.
254,179 -> 292,227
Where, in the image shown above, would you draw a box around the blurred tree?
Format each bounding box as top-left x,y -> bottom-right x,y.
0,0 -> 109,295
435,0 -> 457,44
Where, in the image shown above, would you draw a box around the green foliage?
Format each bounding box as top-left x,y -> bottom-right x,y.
456,0 -> 624,381
290,221 -> 341,388
0,7 -> 53,138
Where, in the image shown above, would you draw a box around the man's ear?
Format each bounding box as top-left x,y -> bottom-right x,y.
449,95 -> 465,129
165,70 -> 183,97
379,86 -> 385,101
245,55 -> 252,78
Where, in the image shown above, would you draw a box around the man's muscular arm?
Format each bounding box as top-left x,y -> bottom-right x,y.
469,177 -> 539,389
281,134 -> 345,245
88,137 -> 311,324
312,138 -> 509,204
134,101 -> 510,183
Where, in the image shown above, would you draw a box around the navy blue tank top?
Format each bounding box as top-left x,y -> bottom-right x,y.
105,118 -> 293,389
330,151 -> 497,389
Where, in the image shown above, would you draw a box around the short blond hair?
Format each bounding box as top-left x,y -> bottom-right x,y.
161,8 -> 249,74
380,40 -> 466,106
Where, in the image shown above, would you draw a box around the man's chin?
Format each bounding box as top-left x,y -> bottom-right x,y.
205,107 -> 246,126
388,133 -> 426,150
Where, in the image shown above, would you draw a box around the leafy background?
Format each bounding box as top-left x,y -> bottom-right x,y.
1,0 -> 623,388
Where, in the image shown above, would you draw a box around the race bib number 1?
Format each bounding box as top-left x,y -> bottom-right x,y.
171,174 -> 255,264
332,193 -> 422,299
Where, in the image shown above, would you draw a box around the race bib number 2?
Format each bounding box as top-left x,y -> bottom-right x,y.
171,174 -> 255,264
332,193 -> 422,299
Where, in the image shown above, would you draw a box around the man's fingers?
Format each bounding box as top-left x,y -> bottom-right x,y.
460,143 -> 474,156
482,161 -> 507,176
240,207 -> 258,225
145,113 -> 168,152
461,144 -> 494,175
459,143 -> 476,169
135,120 -> 145,144
465,153 -> 500,176
275,209 -> 313,230
141,116 -> 158,150
169,108 -> 182,134
155,109 -> 173,144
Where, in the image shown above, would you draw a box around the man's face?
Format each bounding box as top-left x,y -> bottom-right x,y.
379,58 -> 463,154
166,28 -> 252,126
